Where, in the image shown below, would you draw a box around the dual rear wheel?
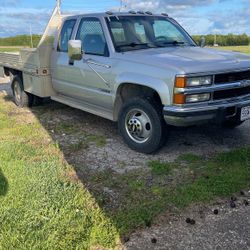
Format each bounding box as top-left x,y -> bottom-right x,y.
12,76 -> 43,108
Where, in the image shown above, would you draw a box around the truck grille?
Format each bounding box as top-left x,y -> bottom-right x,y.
214,70 -> 250,84
213,86 -> 250,100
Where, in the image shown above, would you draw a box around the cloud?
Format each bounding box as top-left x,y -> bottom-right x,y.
0,0 -> 249,37
121,0 -> 214,11
1,0 -> 20,6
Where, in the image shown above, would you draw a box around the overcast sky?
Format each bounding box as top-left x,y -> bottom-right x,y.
0,0 -> 249,37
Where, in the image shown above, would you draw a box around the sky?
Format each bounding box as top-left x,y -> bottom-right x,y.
0,0 -> 249,37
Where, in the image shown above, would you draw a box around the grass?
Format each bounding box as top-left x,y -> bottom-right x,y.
214,45 -> 250,54
0,47 -> 24,53
0,88 -> 250,248
85,150 -> 250,234
0,97 -> 120,249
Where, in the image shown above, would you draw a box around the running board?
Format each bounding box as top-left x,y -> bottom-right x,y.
51,94 -> 114,121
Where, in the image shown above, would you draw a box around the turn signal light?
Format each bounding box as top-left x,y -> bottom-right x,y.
173,94 -> 185,104
175,77 -> 186,88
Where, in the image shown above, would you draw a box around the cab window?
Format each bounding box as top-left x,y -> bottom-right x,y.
58,19 -> 76,52
76,17 -> 109,57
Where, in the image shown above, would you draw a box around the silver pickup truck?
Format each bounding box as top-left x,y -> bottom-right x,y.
1,6 -> 250,153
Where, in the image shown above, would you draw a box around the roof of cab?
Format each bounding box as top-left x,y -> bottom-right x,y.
64,12 -> 167,20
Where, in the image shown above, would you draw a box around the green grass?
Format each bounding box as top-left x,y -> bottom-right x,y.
149,161 -> 172,176
215,45 -> 250,54
0,47 -> 22,53
0,93 -> 250,248
0,99 -> 120,249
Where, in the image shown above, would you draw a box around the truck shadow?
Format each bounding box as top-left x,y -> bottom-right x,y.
0,168 -> 8,196
2,86 -> 250,239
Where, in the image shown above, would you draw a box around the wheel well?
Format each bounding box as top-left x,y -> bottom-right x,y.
114,83 -> 163,121
5,68 -> 23,88
4,67 -> 22,78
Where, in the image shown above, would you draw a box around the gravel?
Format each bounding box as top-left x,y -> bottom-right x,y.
124,194 -> 250,250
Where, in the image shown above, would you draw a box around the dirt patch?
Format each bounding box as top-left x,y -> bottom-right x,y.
124,192 -> 250,250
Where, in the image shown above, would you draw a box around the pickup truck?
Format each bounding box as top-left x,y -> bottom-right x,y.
1,5 -> 250,154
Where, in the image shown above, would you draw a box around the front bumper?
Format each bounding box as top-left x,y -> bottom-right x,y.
163,95 -> 250,127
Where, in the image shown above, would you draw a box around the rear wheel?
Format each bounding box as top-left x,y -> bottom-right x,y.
12,76 -> 33,108
118,97 -> 167,154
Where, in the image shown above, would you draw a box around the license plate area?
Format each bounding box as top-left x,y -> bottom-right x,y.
241,106 -> 250,121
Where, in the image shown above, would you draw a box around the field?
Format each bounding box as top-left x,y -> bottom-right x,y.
0,81 -> 250,249
215,45 -> 250,54
0,46 -> 26,53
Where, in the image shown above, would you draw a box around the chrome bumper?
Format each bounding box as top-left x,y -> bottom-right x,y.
163,95 -> 250,127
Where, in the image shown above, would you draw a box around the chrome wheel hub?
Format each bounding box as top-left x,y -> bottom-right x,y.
125,109 -> 152,144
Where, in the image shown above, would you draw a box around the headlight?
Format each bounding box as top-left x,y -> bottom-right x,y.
175,76 -> 213,88
186,76 -> 212,87
186,93 -> 211,103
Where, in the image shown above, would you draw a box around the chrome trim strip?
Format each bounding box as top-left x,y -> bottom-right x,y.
175,80 -> 250,95
165,96 -> 250,114
176,67 -> 250,78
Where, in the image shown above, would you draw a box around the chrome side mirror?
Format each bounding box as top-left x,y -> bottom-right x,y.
68,40 -> 83,61
199,37 -> 206,48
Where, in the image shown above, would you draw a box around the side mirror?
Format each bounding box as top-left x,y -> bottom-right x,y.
68,40 -> 83,61
199,37 -> 206,48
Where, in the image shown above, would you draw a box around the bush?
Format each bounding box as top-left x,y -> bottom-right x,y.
192,34 -> 250,46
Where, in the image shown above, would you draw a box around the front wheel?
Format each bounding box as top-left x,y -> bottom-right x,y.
118,98 -> 167,154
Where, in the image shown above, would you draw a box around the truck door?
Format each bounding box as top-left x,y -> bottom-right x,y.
52,17 -> 113,111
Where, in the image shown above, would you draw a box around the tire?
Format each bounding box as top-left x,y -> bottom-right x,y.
118,97 -> 167,154
12,76 -> 33,108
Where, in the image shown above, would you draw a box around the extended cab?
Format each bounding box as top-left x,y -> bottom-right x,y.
1,6 -> 250,153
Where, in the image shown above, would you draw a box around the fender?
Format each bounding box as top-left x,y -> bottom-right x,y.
115,72 -> 172,106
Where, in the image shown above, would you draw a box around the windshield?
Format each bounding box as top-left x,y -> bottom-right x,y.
106,15 -> 196,52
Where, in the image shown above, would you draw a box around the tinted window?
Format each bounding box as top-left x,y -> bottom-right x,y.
58,19 -> 76,52
76,18 -> 109,57
106,16 -> 195,52
153,20 -> 184,42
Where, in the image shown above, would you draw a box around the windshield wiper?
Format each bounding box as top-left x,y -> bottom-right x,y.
155,41 -> 188,47
116,42 -> 152,49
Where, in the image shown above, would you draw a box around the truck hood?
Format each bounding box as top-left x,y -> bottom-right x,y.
120,46 -> 250,74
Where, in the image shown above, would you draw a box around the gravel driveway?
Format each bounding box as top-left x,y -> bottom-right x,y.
1,77 -> 250,250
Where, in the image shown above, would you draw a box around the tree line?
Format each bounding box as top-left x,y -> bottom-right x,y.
0,34 -> 249,47
0,35 -> 42,47
192,34 -> 250,46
